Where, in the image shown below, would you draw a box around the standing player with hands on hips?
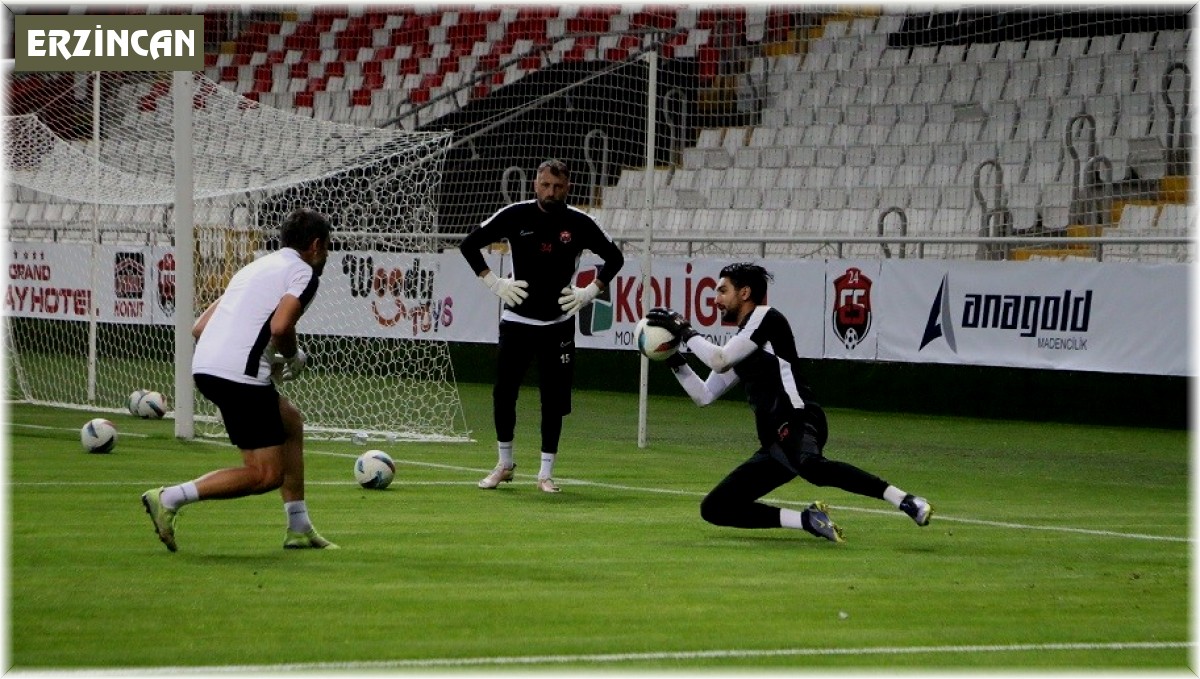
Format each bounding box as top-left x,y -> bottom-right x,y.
141,208 -> 337,551
460,159 -> 624,493
647,262 -> 933,542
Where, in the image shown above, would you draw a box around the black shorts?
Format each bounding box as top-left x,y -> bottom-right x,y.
194,373 -> 286,450
496,318 -> 575,415
765,404 -> 828,475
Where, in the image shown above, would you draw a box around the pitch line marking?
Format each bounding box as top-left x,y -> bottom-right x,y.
26,640 -> 1194,674
307,449 -> 1192,543
9,422 -> 151,438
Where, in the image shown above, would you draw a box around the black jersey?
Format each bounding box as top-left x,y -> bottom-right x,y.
732,306 -> 818,447
460,200 -> 624,322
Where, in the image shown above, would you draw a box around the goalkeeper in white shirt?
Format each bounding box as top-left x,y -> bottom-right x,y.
141,208 -> 337,551
648,262 -> 933,543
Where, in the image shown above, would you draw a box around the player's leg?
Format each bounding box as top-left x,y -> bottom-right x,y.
142,375 -> 286,551
702,451 -> 844,541
701,451 -> 794,528
532,320 -> 574,492
276,395 -> 337,549
189,378 -> 288,498
792,405 -> 933,526
481,320 -> 533,488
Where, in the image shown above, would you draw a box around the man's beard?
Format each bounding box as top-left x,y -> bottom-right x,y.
538,197 -> 566,212
312,260 -> 326,277
721,306 -> 738,324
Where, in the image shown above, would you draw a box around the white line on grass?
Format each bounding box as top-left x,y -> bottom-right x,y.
10,422 -> 150,438
309,449 -> 1193,544
19,640 -> 1193,674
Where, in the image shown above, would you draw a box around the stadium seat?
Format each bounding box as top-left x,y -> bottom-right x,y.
762,188 -> 791,210
1117,204 -> 1159,233
1027,139 -> 1065,184
1037,57 -> 1072,98
998,61 -> 1035,101
1154,29 -> 1190,51
1121,31 -> 1155,53
1156,204 -> 1191,231
1068,55 -> 1104,97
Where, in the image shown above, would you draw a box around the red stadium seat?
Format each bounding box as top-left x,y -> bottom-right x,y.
350,88 -> 372,107
398,57 -> 420,75
362,72 -> 385,90
324,61 -> 345,78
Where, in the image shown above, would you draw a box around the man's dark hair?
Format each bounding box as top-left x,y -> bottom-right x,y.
719,262 -> 773,304
280,208 -> 332,250
537,158 -> 570,181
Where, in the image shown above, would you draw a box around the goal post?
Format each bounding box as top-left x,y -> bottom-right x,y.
4,70 -> 471,443
172,70 -> 194,439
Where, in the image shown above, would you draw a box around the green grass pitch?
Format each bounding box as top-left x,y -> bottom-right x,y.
6,382 -> 1190,671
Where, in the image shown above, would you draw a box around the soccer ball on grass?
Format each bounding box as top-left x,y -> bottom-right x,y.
130,390 -> 168,419
633,317 -> 679,361
354,450 -> 396,489
81,418 -> 117,454
127,389 -> 148,415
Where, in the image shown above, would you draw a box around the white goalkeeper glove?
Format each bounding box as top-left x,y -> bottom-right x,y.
269,347 -> 308,382
481,271 -> 529,307
558,281 -> 601,316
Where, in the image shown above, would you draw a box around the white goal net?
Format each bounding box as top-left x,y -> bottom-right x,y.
4,69 -> 471,442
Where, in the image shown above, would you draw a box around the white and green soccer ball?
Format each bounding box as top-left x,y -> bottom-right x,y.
354,450 -> 396,489
81,418 -> 117,454
130,390 -> 167,419
633,317 -> 679,361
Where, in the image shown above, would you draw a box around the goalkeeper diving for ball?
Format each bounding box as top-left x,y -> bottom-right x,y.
647,262 -> 933,542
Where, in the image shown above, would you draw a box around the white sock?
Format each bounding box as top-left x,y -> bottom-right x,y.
883,485 -> 908,509
538,452 -> 556,479
498,441 -> 514,469
161,481 -> 198,510
284,500 -> 312,533
779,507 -> 807,529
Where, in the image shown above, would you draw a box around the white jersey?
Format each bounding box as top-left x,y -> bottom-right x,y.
192,248 -> 318,385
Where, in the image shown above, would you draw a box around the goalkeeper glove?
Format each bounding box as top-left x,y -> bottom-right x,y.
646,307 -> 699,342
664,351 -> 687,369
558,281 -> 601,315
269,347 -> 308,382
481,271 -> 529,307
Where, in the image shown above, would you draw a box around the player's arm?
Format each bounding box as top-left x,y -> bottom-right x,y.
667,354 -> 739,406
192,296 -> 221,340
560,220 -> 625,314
459,207 -> 513,277
684,333 -> 757,374
267,294 -> 309,381
646,308 -> 756,373
270,294 -> 304,357
460,211 -> 528,306
590,224 -> 624,290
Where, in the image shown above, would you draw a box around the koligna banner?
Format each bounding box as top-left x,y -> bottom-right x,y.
15,14 -> 204,72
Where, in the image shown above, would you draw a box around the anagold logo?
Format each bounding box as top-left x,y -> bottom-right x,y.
920,273 -> 1094,352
